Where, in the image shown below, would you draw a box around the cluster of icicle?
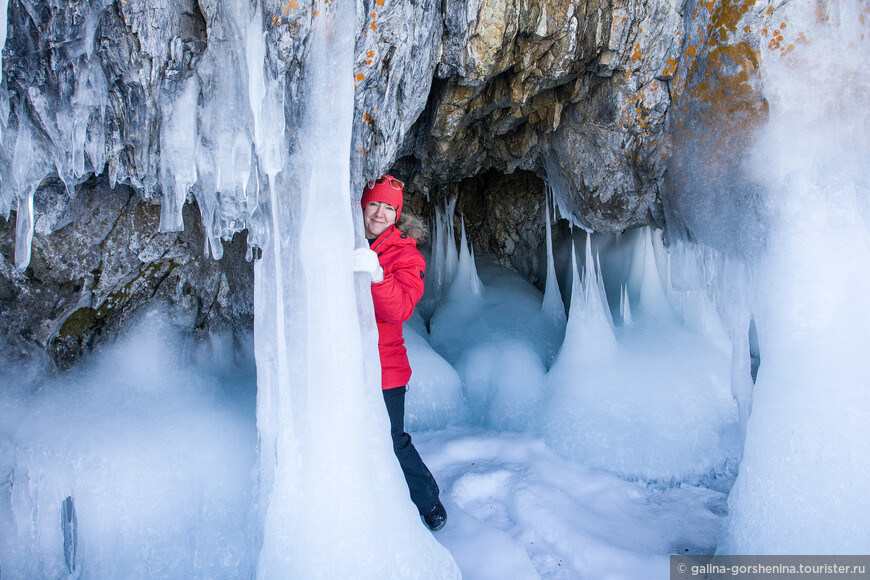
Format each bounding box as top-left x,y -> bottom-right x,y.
0,0 -> 282,270
539,183 -> 753,450
420,197 -> 484,318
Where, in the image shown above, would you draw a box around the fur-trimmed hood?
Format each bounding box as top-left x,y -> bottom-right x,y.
395,211 -> 428,245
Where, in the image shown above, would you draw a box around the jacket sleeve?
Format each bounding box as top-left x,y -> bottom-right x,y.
371,249 -> 425,324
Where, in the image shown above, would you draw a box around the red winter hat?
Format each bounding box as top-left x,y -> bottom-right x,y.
362,175 -> 404,219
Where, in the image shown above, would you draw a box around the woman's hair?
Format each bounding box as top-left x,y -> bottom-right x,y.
395,211 -> 428,245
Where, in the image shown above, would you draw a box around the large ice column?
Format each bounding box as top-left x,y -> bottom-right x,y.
719,2 -> 870,553
253,3 -> 458,577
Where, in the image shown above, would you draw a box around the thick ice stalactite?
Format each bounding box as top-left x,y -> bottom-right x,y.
619,284 -> 632,326
420,198 -> 460,320
540,193 -> 567,347
10,114 -> 40,270
252,3 -> 458,577
447,217 -> 483,300
560,237 -> 617,366
159,76 -> 199,233
636,227 -> 673,320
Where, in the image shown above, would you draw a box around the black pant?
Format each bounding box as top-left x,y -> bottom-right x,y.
382,386 -> 440,514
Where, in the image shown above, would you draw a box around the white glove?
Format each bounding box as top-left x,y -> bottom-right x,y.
353,247 -> 384,283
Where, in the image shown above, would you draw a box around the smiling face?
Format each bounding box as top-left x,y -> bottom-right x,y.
363,201 -> 397,239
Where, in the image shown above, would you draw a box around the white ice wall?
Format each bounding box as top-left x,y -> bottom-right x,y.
718,0 -> 870,553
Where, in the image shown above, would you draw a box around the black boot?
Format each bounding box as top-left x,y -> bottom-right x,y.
421,500 -> 447,532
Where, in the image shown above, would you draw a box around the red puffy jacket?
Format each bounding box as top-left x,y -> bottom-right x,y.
370,223 -> 426,389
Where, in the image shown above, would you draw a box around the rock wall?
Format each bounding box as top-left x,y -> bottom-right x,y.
0,0 -> 801,364
1,176 -> 253,367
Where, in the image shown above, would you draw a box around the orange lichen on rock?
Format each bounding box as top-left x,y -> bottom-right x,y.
709,0 -> 758,45
355,72 -> 365,82
632,44 -> 643,63
661,56 -> 679,78
615,83 -> 662,136
686,41 -> 766,134
669,0 -> 769,141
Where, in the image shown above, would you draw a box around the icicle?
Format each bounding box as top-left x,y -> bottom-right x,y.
581,232 -> 613,327
637,227 -> 673,319
247,6 -> 285,176
541,192 -> 566,330
444,197 -> 458,284
430,206 -> 447,301
595,248 -> 615,330
61,496 -> 78,575
158,77 -> 200,232
581,232 -> 615,334
193,163 -> 224,260
447,216 -> 483,299
553,240 -> 617,366
469,239 -> 483,295
620,284 -> 632,325
669,237 -> 706,291
11,117 -> 41,270
14,190 -> 35,271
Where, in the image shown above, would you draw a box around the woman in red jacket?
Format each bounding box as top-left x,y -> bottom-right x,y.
352,175 -> 447,532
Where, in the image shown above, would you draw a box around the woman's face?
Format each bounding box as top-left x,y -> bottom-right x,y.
363,201 -> 397,239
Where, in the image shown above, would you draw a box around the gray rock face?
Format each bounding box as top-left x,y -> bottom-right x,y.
0,0 -> 793,364
1,177 -> 253,368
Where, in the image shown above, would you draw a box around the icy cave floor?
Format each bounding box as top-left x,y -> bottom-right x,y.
420,428 -> 730,579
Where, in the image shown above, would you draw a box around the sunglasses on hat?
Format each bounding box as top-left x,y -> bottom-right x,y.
367,176 -> 404,190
